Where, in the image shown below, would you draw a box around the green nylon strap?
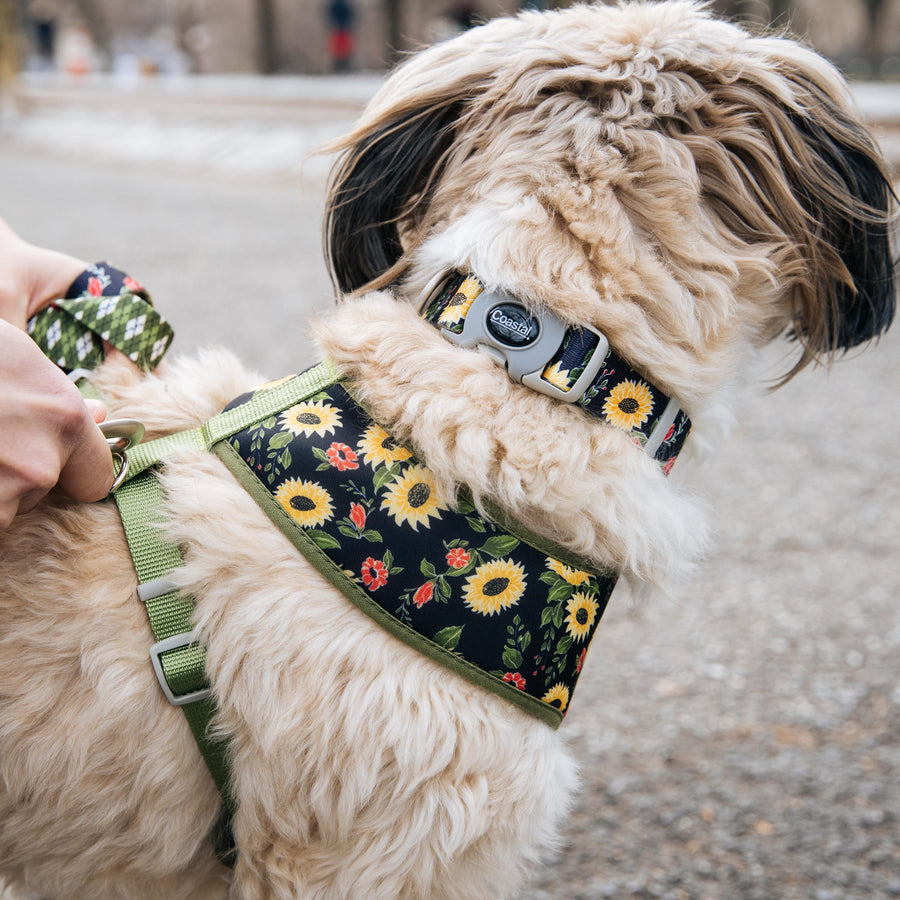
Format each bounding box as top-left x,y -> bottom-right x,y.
107,360 -> 341,821
113,469 -> 233,812
122,360 -> 341,481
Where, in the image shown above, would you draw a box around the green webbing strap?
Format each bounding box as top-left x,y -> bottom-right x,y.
113,472 -> 234,814
123,360 -> 341,480
106,359 -> 342,862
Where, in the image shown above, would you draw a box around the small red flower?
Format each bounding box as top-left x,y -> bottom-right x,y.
361,557 -> 388,591
87,277 -> 103,296
123,275 -> 144,292
575,648 -> 587,673
502,672 -> 526,690
661,457 -> 676,477
664,424 -> 675,443
413,582 -> 434,608
349,502 -> 366,530
326,442 -> 359,472
446,547 -> 470,569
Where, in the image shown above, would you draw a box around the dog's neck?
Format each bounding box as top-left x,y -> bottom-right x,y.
313,290 -> 705,582
419,272 -> 690,467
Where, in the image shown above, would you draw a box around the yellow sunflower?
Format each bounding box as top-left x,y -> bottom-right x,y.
541,361 -> 573,392
274,478 -> 334,528
280,400 -> 341,438
463,558 -> 526,616
542,683 -> 570,711
546,557 -> 591,586
564,592 -> 600,642
357,423 -> 413,468
601,380 -> 654,431
380,464 -> 447,530
437,276 -> 483,327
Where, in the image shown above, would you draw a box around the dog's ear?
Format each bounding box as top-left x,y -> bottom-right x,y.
658,54 -> 896,365
325,101 -> 462,295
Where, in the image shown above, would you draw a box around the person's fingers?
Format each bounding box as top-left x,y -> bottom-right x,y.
23,245 -> 89,321
84,398 -> 109,424
55,406 -> 115,503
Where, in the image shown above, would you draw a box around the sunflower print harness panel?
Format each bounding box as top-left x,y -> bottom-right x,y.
217,370 -> 618,727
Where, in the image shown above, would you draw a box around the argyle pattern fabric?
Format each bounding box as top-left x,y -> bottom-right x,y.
422,273 -> 691,472
27,262 -> 173,372
221,374 -> 618,726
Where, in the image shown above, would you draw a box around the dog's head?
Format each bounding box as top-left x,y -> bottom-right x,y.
325,0 -> 896,398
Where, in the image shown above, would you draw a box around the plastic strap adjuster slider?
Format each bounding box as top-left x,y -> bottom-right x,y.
150,630 -> 212,707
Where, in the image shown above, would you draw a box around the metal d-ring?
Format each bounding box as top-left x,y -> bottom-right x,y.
100,419 -> 145,492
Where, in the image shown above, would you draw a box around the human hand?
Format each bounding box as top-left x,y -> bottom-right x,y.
0,221 -> 114,529
0,321 -> 114,528
0,216 -> 88,328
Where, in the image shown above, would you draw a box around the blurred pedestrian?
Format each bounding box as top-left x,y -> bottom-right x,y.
325,0 -> 355,72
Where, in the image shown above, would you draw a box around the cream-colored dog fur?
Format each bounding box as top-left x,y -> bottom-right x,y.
1,2 -> 895,898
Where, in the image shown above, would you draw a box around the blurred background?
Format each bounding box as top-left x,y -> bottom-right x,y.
0,2 -> 898,899
1,0 -> 900,77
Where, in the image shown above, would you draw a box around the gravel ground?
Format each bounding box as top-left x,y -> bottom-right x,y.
0,75 -> 898,899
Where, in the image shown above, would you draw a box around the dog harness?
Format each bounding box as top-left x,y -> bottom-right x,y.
29,265 -> 692,862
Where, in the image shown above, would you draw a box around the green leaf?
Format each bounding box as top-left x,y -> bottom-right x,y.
268,431 -> 293,449
556,635 -> 573,655
521,630 -> 532,651
263,416 -> 277,429
312,446 -> 329,462
433,625 -> 463,651
480,535 -> 521,558
373,462 -> 401,492
361,529 -> 383,543
552,603 -> 565,629
502,647 -> 523,670
548,581 -> 574,605
279,447 -> 292,469
540,571 -> 562,587
306,530 -> 341,551
338,525 -> 357,539
466,517 -> 486,533
420,560 -> 437,579
540,606 -> 554,627
384,549 -> 394,569
438,578 -> 452,599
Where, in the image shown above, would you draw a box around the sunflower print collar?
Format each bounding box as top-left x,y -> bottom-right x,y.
217,369 -> 622,728
422,273 -> 691,473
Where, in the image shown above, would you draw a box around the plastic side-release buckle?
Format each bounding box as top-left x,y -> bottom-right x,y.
436,286 -> 609,404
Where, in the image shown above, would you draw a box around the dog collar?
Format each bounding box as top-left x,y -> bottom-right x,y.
420,272 -> 690,470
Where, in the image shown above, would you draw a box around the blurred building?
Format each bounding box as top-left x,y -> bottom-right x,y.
13,0 -> 900,77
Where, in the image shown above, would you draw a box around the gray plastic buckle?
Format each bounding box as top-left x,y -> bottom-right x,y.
435,285 -> 609,404
149,630 -> 212,707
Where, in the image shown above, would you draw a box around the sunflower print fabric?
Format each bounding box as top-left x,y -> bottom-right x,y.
422,273 -> 691,471
222,375 -> 618,726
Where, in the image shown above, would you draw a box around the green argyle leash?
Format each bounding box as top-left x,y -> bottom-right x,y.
27,262 -> 173,372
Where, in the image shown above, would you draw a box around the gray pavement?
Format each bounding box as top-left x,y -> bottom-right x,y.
0,76 -> 899,899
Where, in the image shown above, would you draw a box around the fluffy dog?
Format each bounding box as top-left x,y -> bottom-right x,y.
0,2 -> 895,898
